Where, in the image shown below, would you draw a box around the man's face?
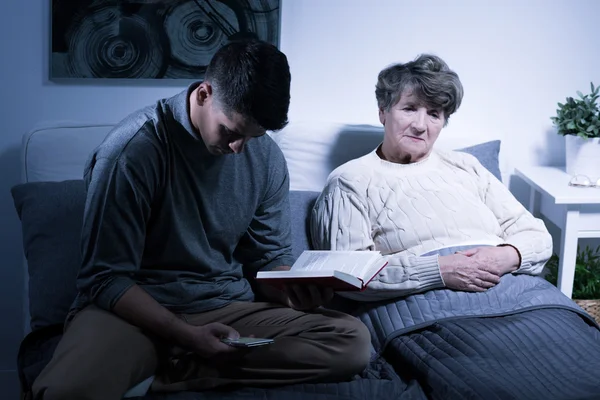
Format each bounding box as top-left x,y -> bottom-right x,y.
193,84 -> 265,155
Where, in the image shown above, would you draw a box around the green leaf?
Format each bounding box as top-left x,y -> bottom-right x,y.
547,246 -> 600,299
553,86 -> 600,137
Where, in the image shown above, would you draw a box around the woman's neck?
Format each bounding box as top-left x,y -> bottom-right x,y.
378,144 -> 432,165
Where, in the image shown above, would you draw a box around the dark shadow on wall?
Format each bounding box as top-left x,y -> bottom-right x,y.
534,127 -> 566,167
508,173 -> 531,210
509,173 -> 562,257
0,145 -> 25,376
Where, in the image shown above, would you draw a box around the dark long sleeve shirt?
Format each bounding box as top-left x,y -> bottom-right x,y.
71,83 -> 295,315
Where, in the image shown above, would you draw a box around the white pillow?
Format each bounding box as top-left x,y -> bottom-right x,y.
269,121 -> 383,191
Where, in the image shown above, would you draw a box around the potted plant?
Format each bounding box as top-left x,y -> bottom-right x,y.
550,82 -> 600,177
544,245 -> 600,322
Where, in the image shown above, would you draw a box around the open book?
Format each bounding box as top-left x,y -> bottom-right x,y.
255,251 -> 388,291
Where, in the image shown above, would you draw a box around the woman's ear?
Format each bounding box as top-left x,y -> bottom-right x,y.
378,108 -> 386,126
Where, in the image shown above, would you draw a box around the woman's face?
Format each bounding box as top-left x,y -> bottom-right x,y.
379,91 -> 445,164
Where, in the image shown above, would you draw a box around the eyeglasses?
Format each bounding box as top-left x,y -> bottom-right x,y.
569,174 -> 600,188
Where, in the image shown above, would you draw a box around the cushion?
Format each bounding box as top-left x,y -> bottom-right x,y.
457,140 -> 502,181
12,180 -> 85,330
11,180 -> 320,329
270,122 -> 384,192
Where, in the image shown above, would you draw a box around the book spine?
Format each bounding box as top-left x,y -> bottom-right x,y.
360,261 -> 388,290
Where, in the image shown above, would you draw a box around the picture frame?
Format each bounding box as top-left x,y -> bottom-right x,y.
50,0 -> 281,80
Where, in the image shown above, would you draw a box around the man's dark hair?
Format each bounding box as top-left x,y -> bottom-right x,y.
204,39 -> 291,131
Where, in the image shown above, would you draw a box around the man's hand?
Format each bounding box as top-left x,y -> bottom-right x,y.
182,322 -> 243,358
262,266 -> 333,310
439,253 -> 502,292
281,284 -> 334,311
456,246 -> 520,276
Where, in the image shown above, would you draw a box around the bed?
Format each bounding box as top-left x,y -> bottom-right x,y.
11,121 -> 600,400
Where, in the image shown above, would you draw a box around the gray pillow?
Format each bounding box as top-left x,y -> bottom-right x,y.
457,140 -> 502,182
11,180 -> 85,330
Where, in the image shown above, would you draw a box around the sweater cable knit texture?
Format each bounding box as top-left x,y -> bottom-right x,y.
310,148 -> 553,301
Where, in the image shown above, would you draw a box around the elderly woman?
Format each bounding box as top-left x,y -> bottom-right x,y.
309,55 -> 600,399
310,54 -> 553,301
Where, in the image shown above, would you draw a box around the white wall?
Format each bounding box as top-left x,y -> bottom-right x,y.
1,0 -> 599,396
282,0 -> 600,168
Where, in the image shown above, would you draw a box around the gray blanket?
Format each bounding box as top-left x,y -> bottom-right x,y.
350,274 -> 600,400
386,308 -> 600,400
354,274 -> 598,350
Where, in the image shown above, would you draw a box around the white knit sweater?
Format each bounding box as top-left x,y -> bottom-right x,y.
310,148 -> 553,301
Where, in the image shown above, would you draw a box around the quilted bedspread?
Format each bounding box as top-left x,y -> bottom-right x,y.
351,274 -> 600,399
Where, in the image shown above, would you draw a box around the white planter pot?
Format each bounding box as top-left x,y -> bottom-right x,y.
565,135 -> 600,177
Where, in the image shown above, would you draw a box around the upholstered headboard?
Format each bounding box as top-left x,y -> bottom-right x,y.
22,122 -> 114,183
21,120 -> 507,186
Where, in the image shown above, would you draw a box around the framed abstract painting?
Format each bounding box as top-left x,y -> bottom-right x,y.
50,0 -> 281,80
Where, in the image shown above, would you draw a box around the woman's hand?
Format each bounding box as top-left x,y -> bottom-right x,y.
439,253 -> 502,292
456,246 -> 520,276
439,246 -> 520,292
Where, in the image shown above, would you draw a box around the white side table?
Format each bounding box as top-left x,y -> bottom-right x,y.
514,166 -> 600,298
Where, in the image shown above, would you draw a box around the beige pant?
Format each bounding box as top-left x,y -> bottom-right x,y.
32,301 -> 372,400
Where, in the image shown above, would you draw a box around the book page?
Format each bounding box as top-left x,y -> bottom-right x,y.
292,251 -> 381,280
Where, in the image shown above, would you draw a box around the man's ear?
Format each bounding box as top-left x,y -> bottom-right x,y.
196,82 -> 213,106
378,108 -> 386,126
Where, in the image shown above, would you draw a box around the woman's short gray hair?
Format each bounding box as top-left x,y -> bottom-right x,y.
375,54 -> 464,125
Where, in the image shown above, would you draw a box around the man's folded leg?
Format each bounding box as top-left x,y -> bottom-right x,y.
152,301 -> 372,392
32,306 -> 159,400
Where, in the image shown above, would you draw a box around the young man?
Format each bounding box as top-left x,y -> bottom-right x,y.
32,40 -> 371,400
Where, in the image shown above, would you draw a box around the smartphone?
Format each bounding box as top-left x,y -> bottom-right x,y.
221,337 -> 275,348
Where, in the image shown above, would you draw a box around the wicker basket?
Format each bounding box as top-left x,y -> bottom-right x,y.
575,299 -> 600,323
